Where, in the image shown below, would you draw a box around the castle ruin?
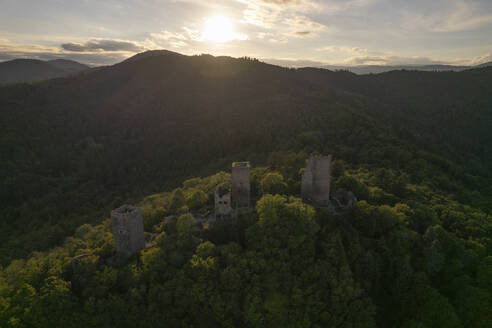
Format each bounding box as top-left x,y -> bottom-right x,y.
231,162 -> 250,208
215,184 -> 233,218
301,155 -> 332,206
111,204 -> 145,258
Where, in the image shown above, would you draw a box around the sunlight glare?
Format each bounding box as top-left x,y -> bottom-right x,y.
202,16 -> 245,43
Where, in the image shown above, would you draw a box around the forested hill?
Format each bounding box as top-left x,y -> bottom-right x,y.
0,58 -> 89,83
1,50 -> 491,263
1,50 -> 492,327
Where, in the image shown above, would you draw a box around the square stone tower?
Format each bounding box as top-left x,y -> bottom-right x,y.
231,162 -> 250,208
301,155 -> 332,206
111,205 -> 145,258
215,185 -> 233,218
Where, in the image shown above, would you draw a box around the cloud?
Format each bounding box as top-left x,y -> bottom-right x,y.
262,57 -> 325,67
434,14 -> 492,32
149,30 -> 189,48
240,0 -> 317,12
469,52 -> 492,65
253,49 -> 492,68
0,41 -> 62,60
317,46 -> 369,55
61,39 -> 144,52
238,0 -> 325,40
342,55 -> 445,66
314,44 -> 477,66
258,0 -> 307,5
402,0 -> 492,32
0,39 -> 133,66
148,23 -> 248,50
257,32 -> 288,43
284,15 -> 326,37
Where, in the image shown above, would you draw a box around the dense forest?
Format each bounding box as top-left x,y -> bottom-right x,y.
1,50 -> 492,327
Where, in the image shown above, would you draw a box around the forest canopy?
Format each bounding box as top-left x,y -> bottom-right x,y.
0,52 -> 492,327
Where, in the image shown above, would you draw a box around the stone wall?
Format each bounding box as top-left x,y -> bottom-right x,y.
111,204 -> 145,258
215,185 -> 233,217
231,162 -> 250,208
301,155 -> 332,206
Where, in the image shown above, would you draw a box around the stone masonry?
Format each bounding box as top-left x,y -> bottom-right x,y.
111,204 -> 145,258
215,184 -> 233,218
231,162 -> 250,208
301,155 -> 332,206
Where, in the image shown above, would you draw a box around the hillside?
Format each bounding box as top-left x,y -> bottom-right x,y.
0,58 -> 89,83
1,50 -> 491,261
0,50 -> 492,327
0,161 -> 491,327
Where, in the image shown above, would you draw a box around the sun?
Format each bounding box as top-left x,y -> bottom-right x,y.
202,16 -> 245,43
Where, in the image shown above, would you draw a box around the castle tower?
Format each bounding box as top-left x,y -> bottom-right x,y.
215,185 -> 233,218
111,205 -> 145,258
231,162 -> 250,208
301,155 -> 332,206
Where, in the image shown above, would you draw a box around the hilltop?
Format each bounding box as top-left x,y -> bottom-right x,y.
0,156 -> 491,327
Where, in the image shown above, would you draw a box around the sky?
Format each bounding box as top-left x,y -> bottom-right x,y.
1,0 -> 492,67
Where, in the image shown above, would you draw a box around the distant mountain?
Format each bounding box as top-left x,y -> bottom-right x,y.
475,61 -> 492,68
264,58 -> 492,74
320,64 -> 471,74
0,58 -> 89,83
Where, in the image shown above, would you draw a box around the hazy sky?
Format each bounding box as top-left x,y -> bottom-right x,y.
1,0 -> 492,66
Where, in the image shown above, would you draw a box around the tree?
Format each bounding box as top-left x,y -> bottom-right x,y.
260,172 -> 287,195
176,213 -> 195,238
169,188 -> 186,214
185,189 -> 208,210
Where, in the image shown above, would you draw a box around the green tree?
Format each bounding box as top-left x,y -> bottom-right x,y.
185,189 -> 208,210
261,172 -> 287,195
176,213 -> 195,238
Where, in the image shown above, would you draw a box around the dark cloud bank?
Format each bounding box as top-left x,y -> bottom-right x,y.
61,39 -> 143,52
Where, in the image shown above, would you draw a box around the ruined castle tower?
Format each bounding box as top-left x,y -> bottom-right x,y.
231,162 -> 250,208
215,185 -> 233,218
111,205 -> 145,258
301,155 -> 332,206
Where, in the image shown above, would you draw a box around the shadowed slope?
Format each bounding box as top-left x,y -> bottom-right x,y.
0,58 -> 89,83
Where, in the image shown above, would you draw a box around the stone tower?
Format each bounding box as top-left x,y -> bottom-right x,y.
215,185 -> 233,218
231,162 -> 250,208
301,155 -> 332,206
111,205 -> 145,258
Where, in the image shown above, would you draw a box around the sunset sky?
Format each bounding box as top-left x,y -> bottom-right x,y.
1,0 -> 492,66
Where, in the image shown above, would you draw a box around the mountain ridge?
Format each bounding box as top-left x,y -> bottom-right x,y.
2,51 -> 490,79
0,58 -> 89,83
262,56 -> 492,74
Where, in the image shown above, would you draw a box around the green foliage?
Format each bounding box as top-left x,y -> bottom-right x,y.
1,162 -> 492,327
185,189 -> 208,209
169,188 -> 186,214
176,213 -> 195,237
331,159 -> 346,179
1,54 -> 492,327
260,171 -> 287,195
336,175 -> 370,200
